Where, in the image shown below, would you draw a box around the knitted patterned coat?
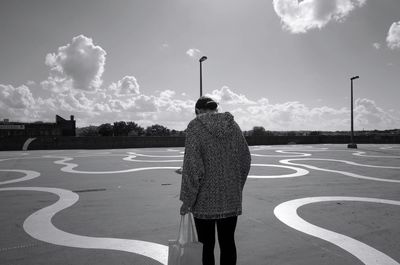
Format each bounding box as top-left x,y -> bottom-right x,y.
179,112 -> 251,219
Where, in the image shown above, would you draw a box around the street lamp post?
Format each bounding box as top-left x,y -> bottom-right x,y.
348,75 -> 359,149
199,56 -> 207,97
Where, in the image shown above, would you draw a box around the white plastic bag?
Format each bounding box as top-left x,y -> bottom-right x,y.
168,213 -> 203,265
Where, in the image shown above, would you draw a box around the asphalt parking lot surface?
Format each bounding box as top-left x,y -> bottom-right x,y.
1,144 -> 400,265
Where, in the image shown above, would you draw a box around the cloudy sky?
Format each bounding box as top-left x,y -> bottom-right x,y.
1,0 -> 399,131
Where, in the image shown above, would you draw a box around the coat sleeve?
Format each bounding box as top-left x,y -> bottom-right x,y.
179,122 -> 204,209
236,122 -> 251,190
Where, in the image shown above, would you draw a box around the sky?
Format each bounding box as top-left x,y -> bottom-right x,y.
0,0 -> 399,131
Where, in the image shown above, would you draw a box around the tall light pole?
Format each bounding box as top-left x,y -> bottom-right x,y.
199,56 -> 207,97
348,75 -> 359,149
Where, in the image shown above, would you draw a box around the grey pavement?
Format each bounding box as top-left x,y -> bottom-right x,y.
0,144 -> 399,265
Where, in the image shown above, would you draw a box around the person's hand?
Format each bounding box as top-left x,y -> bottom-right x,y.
180,204 -> 190,215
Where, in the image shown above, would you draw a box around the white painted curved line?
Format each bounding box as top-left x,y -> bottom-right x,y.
166,149 -> 180,152
353,151 -> 400,158
280,158 -> 400,183
0,169 -> 40,185
22,138 -> 37,151
73,154 -> 126,158
248,164 -> 309,179
123,155 -> 182,163
274,196 -> 400,265
252,145 -> 327,150
0,187 -> 168,265
282,158 -> 400,169
251,151 -> 311,157
0,154 -> 123,163
45,156 -> 180,174
128,152 -> 183,158
130,149 -> 180,153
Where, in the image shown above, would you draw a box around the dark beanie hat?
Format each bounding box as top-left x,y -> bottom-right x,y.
195,96 -> 218,111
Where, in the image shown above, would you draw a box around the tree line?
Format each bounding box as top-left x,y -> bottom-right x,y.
76,121 -> 186,137
78,122 -> 395,137
76,122 -> 318,137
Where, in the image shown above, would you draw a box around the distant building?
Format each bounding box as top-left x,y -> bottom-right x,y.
0,115 -> 76,137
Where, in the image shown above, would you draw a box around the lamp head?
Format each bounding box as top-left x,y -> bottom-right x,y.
351,76 -> 360,80
199,56 -> 207,62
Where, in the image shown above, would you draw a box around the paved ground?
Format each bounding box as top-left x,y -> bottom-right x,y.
0,144 -> 399,265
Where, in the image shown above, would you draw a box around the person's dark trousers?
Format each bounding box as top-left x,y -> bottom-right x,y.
194,216 -> 238,265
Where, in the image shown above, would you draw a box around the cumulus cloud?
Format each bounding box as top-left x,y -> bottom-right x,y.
2,35 -> 399,131
186,48 -> 202,59
45,35 -> 106,90
355,98 -> 399,129
386,21 -> 400,49
240,100 -> 349,130
1,80 -> 399,130
0,84 -> 35,109
0,83 -> 97,123
109,76 -> 140,95
200,86 -> 398,131
273,0 -> 367,33
206,86 -> 256,106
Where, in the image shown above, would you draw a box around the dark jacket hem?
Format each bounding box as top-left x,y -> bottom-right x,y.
192,210 -> 242,220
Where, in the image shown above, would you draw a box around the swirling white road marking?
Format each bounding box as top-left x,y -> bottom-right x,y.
0,169 -> 40,185
251,147 -> 400,159
274,196 -> 400,265
252,150 -> 311,157
166,149 -> 180,152
128,152 -> 183,158
282,158 -> 400,169
280,158 -> 400,183
3,146 -> 400,265
0,187 -> 168,265
123,154 -> 182,163
353,151 -> 400,158
44,155 -> 180,174
248,164 -> 309,179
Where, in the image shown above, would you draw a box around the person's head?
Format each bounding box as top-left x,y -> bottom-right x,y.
195,96 -> 218,115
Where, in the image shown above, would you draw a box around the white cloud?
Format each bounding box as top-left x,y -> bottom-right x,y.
2,35 -> 399,131
273,0 -> 367,33
386,21 -> 400,50
241,100 -> 349,131
372,42 -> 381,50
355,98 -> 399,129
200,87 -> 398,131
0,84 -> 35,109
109,76 -> 140,95
45,35 -> 106,90
186,48 -> 202,59
40,78 -> 72,93
206,86 -> 256,106
1,81 -> 399,130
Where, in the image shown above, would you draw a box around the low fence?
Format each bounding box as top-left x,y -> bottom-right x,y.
1,135 -> 400,151
245,135 -> 400,145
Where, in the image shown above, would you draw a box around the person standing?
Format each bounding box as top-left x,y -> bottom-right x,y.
180,96 -> 251,265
